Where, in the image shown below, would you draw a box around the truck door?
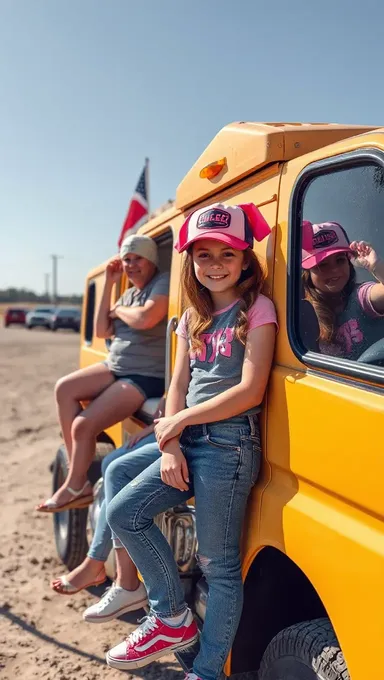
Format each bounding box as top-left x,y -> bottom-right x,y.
267,131 -> 384,680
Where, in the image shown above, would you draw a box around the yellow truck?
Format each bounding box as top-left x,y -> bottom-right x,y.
52,121 -> 384,680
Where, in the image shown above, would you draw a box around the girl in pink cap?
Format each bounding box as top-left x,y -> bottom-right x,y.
104,203 -> 277,680
302,221 -> 384,359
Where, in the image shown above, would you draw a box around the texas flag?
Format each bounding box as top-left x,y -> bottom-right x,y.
117,159 -> 149,248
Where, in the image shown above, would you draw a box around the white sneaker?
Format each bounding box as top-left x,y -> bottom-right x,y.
83,582 -> 148,623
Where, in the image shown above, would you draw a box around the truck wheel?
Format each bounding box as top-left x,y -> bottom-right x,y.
52,442 -> 114,570
258,618 -> 349,680
52,446 -> 88,570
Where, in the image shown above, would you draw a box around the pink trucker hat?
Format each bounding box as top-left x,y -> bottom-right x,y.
302,221 -> 353,270
174,202 -> 271,253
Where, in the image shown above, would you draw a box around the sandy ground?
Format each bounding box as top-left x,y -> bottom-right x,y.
0,325 -> 182,680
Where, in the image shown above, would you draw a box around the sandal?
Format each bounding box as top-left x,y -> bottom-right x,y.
36,481 -> 94,513
51,570 -> 107,595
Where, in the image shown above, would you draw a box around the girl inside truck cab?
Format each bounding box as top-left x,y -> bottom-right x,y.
105,202 -> 278,680
36,234 -> 169,513
302,221 -> 384,360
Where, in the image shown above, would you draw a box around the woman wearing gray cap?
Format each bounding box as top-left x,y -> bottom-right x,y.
36,234 -> 169,516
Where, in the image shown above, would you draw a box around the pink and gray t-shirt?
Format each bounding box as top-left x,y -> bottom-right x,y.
176,295 -> 277,415
319,282 -> 384,360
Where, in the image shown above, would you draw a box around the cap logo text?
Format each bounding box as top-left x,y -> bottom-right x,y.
197,209 -> 231,230
313,229 -> 338,249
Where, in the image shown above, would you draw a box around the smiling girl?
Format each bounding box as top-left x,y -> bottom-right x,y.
104,202 -> 277,680
302,221 -> 384,359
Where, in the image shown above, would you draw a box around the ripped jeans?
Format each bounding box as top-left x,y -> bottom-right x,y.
107,415 -> 261,680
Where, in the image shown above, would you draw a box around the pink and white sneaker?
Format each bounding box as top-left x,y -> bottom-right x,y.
106,610 -> 199,670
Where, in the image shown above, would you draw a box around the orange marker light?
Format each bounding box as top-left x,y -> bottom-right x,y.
199,157 -> 227,180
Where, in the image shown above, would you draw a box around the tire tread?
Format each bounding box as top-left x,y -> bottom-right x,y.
259,618 -> 349,680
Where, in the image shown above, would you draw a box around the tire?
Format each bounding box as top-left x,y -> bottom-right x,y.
52,446 -> 89,570
52,442 -> 114,570
258,618 -> 349,680
51,326 -> 57,332
27,325 -> 32,330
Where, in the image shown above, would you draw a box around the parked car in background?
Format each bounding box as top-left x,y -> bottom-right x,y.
26,307 -> 55,329
4,307 -> 28,327
50,307 -> 81,332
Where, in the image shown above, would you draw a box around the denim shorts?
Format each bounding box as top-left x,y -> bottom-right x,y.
114,374 -> 164,400
102,361 -> 164,400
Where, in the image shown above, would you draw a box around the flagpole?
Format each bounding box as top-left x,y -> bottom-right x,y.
145,157 -> 150,216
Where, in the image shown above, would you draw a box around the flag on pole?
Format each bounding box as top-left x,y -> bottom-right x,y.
117,159 -> 149,248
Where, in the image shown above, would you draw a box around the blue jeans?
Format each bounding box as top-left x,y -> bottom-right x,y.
106,416 -> 261,680
87,433 -> 159,561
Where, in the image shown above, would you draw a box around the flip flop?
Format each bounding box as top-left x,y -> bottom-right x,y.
36,481 -> 94,513
51,571 -> 107,595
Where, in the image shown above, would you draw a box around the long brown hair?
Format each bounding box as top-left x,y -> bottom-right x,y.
302,261 -> 356,343
182,248 -> 265,353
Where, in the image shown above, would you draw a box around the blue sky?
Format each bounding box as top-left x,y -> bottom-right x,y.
1,0 -> 383,295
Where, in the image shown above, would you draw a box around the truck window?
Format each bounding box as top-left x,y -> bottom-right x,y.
290,155 -> 384,377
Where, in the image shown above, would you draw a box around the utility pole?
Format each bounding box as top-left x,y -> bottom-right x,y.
51,255 -> 63,305
44,272 -> 50,301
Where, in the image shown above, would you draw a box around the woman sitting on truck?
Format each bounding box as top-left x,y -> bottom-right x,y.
36,234 -> 169,513
302,221 -> 384,360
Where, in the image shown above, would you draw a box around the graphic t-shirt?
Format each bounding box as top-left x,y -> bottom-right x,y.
107,271 -> 169,378
319,282 -> 384,360
176,295 -> 277,415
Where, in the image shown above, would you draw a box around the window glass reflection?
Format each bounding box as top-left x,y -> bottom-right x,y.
298,164 -> 384,366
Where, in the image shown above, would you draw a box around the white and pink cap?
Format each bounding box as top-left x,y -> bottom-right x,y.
174,202 -> 271,253
302,221 -> 353,270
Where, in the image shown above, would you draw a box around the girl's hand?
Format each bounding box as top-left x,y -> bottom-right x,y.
350,241 -> 380,272
155,416 -> 184,448
160,439 -> 189,491
126,424 -> 154,449
106,258 -> 123,284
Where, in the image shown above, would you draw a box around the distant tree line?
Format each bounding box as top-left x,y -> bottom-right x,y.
0,287 -> 82,305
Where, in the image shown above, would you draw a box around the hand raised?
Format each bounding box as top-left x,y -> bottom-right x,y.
350,241 -> 379,272
106,258 -> 123,283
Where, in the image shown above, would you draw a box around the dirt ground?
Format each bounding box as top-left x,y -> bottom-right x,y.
0,325 -> 182,680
